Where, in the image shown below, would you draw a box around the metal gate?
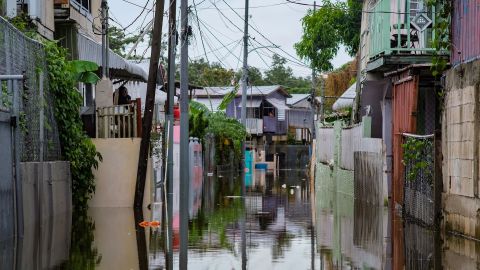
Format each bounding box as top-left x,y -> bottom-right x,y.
392,75 -> 419,208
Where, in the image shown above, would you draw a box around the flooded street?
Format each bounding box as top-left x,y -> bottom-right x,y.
150,169 -> 318,269
9,149 -> 480,269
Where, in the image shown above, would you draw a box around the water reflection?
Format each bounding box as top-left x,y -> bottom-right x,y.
147,168 -> 319,269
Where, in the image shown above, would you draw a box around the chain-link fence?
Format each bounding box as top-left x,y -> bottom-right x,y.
402,133 -> 435,227
0,17 -> 61,162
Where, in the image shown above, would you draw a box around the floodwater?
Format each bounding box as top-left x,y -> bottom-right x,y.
6,149 -> 480,269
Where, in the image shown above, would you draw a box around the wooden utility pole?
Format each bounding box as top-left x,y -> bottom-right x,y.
134,0 -> 166,208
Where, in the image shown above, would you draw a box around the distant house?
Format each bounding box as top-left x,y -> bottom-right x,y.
190,87 -> 230,112
287,94 -> 315,142
192,85 -> 291,137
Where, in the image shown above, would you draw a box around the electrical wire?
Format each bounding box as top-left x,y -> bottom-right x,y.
220,0 -> 309,68
122,0 -> 151,31
196,17 -> 243,65
192,0 -> 210,63
197,2 -> 288,10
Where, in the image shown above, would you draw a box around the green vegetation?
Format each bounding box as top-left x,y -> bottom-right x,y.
9,14 -> 102,211
189,58 -> 236,87
190,54 -> 311,93
189,88 -> 247,164
402,137 -> 434,183
0,81 -> 11,108
45,41 -> 102,212
189,177 -> 243,250
426,0 -> 452,77
295,0 -> 362,72
62,213 -> 102,269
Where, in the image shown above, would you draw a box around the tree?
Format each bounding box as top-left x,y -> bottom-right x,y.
324,59 -> 357,111
264,54 -> 310,93
264,54 -> 294,85
188,58 -> 235,87
108,26 -> 142,58
295,0 -> 362,72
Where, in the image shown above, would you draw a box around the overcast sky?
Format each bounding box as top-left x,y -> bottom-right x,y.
109,0 -> 352,77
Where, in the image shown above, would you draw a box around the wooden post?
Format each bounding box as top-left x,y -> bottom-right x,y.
134,0 -> 165,209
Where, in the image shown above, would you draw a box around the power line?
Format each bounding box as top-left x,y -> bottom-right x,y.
219,0 -> 310,68
192,0 -> 209,63
119,0 -> 154,11
122,0 -> 151,31
191,39 -> 241,60
196,17 -> 243,64
197,2 -> 288,10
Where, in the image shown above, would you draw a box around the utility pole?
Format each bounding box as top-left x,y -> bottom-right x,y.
101,0 -> 108,77
240,0 -> 249,126
179,0 -> 190,268
310,1 -> 316,140
241,1 -> 249,270
134,0 -> 165,208
165,0 -> 176,269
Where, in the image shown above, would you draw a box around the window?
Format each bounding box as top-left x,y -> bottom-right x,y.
72,0 -> 90,12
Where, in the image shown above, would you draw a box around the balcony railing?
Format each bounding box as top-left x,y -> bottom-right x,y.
246,118 -> 263,135
96,101 -> 142,138
368,0 -> 445,60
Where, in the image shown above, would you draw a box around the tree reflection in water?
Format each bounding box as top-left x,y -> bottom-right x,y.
62,212 -> 101,269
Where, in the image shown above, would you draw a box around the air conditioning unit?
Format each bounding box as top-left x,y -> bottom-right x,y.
54,0 -> 70,9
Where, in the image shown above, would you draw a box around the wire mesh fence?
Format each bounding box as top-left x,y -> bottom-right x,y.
402,133 -> 435,227
0,17 -> 61,162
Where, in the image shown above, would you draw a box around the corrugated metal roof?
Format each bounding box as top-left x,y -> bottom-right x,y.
77,33 -> 148,82
332,84 -> 357,111
287,94 -> 310,106
191,85 -> 290,97
194,98 -> 224,111
452,0 -> 480,66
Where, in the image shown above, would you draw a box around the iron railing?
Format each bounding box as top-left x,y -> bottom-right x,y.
368,0 -> 444,59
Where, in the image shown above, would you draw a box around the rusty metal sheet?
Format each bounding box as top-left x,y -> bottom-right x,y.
452,0 -> 480,66
392,75 -> 419,208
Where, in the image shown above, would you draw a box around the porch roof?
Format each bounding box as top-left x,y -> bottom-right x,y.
77,33 -> 148,82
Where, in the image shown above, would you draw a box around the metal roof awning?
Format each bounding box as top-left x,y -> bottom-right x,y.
77,33 -> 148,82
236,99 -> 262,108
332,83 -> 356,111
266,97 -> 289,111
194,98 -> 224,111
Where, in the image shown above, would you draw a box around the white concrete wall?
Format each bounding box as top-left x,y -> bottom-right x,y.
90,138 -> 152,208
316,126 -> 335,164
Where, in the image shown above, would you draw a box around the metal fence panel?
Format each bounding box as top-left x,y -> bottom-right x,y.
403,134 -> 435,227
0,16 -> 61,162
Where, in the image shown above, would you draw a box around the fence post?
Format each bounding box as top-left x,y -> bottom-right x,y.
39,71 -> 44,162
